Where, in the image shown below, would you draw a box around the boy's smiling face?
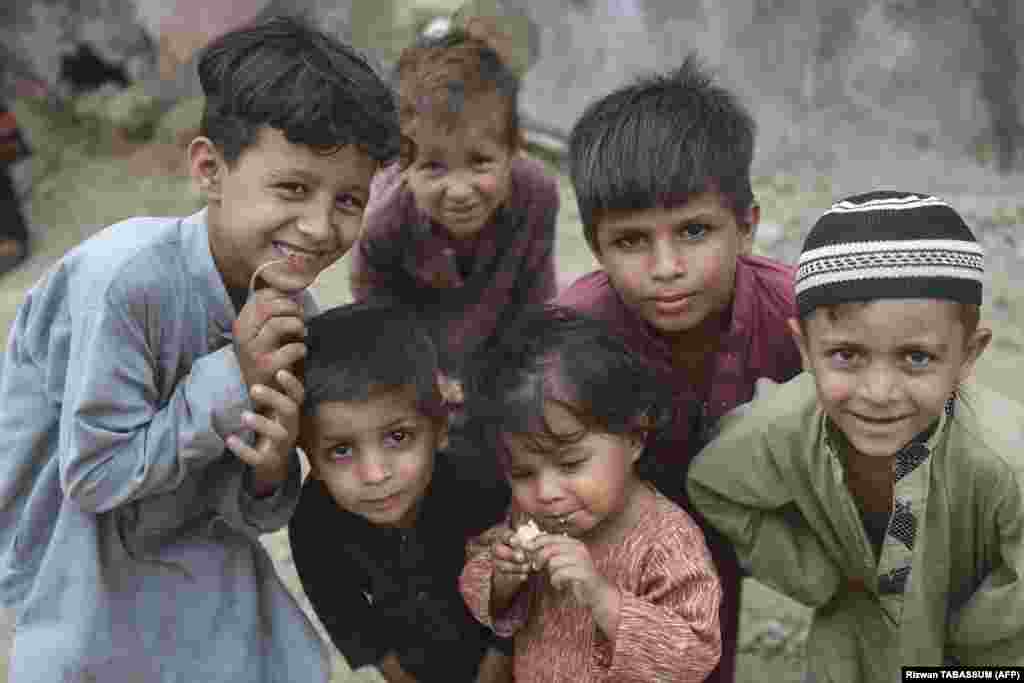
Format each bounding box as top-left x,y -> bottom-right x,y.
592,192 -> 756,343
403,95 -> 514,241
191,126 -> 379,296
790,299 -> 990,458
301,387 -> 447,528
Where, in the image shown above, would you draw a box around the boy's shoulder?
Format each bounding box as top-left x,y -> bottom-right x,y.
945,383 -> 1024,481
713,373 -> 821,449
734,254 -> 797,320
555,269 -> 615,314
35,213 -> 199,306
510,153 -> 559,201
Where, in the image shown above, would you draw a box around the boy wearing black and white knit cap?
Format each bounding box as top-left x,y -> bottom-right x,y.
688,190 -> 1024,682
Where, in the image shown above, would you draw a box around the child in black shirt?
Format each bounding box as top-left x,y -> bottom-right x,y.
289,301 -> 511,682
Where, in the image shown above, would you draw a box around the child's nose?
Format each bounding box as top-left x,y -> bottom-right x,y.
859,363 -> 899,403
650,239 -> 685,281
534,470 -> 565,504
358,452 -> 391,484
297,206 -> 333,242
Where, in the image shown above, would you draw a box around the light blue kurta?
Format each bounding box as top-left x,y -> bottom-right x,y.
0,210 -> 328,682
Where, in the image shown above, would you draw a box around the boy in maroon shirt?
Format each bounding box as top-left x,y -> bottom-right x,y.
555,54 -> 803,682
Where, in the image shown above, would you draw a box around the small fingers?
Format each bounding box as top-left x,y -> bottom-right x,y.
273,369 -> 306,406
250,382 -> 301,423
241,410 -> 290,443
226,434 -> 265,468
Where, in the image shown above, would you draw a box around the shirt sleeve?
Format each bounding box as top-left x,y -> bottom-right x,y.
521,173 -> 559,304
204,451 -> 303,537
947,464 -> 1024,665
58,283 -> 251,514
349,170 -> 407,303
600,538 -> 722,683
686,394 -> 842,608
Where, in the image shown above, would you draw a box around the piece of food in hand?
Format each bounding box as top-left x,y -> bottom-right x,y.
513,519 -> 542,571
513,519 -> 542,545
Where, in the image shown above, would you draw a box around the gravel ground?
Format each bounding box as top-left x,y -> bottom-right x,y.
0,94 -> 1021,682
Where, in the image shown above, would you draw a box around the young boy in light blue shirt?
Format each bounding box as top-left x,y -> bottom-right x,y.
0,16 -> 399,682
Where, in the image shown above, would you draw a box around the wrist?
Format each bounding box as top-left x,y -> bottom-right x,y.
248,461 -> 290,497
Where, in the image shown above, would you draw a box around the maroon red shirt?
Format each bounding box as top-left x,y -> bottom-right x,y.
556,254 -> 803,683
351,154 -> 559,377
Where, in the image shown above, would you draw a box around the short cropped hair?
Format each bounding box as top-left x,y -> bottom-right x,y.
463,305 -> 674,477
568,53 -> 756,252
302,302 -> 445,424
198,14 -> 401,167
394,27 -> 520,167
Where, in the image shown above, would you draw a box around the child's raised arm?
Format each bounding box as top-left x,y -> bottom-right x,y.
687,376 -> 843,608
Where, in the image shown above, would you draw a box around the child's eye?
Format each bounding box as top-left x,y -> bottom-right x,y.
905,351 -> 934,369
275,182 -> 309,198
612,235 -> 645,251
507,470 -> 531,481
335,194 -> 365,212
679,223 -> 710,240
560,459 -> 586,473
330,445 -> 353,460
419,160 -> 445,173
384,429 -> 413,447
471,155 -> 494,167
828,348 -> 860,366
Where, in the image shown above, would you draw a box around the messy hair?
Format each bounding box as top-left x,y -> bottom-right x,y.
394,26 -> 520,167
463,305 -> 674,478
198,14 -> 400,166
301,302 -> 445,424
568,52 -> 756,252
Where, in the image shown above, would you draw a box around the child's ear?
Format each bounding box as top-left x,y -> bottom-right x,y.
739,203 -> 760,256
188,136 -> 225,201
958,326 -> 993,385
787,317 -> 813,373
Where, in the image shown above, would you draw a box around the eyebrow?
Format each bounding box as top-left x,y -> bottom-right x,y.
604,211 -> 719,233
318,416 -> 418,443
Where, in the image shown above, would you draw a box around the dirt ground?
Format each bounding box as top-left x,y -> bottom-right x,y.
0,94 -> 1021,682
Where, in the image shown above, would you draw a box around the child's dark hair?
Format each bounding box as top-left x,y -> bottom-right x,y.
302,302 -> 445,424
568,53 -> 756,252
198,14 -> 401,167
394,26 -> 520,167
463,305 -> 674,476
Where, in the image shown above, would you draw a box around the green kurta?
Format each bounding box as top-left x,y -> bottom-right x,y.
687,373 -> 1024,682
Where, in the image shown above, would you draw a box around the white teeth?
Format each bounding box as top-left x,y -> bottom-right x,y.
277,243 -> 318,262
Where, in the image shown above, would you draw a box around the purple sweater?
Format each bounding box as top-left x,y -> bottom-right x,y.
350,154 -> 559,376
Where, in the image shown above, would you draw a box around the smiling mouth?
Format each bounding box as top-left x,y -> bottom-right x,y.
273,241 -> 324,265
851,413 -> 910,425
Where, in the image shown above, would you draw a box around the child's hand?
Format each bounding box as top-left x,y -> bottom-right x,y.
227,368 -> 304,494
528,534 -> 614,609
232,288 -> 306,392
490,529 -> 533,605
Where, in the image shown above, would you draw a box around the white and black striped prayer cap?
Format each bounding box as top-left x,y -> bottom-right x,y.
795,191 -> 984,317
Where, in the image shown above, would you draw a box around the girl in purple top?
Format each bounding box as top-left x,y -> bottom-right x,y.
350,24 -> 559,385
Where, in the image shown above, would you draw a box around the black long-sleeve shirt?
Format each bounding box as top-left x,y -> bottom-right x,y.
289,447 -> 511,681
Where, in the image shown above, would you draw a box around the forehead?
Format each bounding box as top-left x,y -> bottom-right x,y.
502,401 -> 586,462
308,389 -> 424,439
407,96 -> 509,153
594,192 -> 737,235
806,299 -> 963,346
232,126 -> 379,183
